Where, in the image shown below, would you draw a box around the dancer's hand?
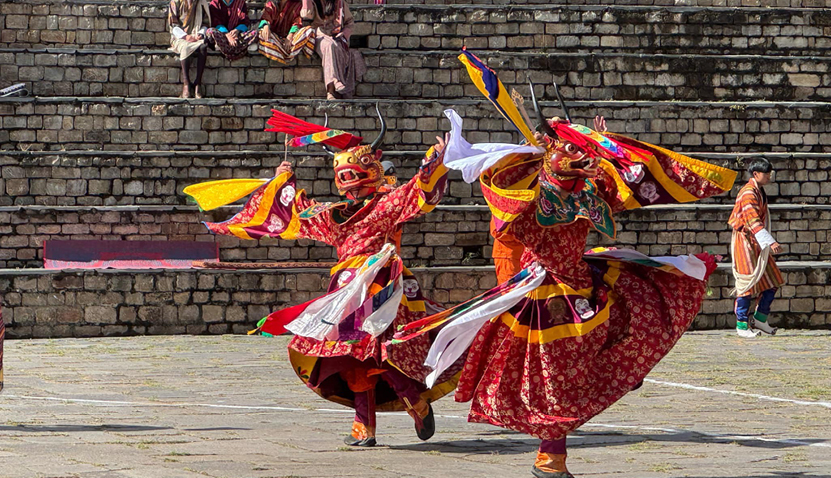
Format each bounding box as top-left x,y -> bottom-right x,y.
275,161 -> 293,177
771,242 -> 782,254
433,133 -> 449,154
593,115 -> 607,132
423,133 -> 449,165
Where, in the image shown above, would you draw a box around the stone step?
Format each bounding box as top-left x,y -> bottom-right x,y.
4,0 -> 830,8
3,3 -> 831,55
2,150 -> 829,207
2,203 -> 830,269
5,47 -> 831,102
2,97 -> 830,153
348,0 -> 831,6
4,2 -> 831,51
2,261 -> 830,339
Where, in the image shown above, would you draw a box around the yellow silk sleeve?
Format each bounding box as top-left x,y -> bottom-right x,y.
183,178 -> 270,211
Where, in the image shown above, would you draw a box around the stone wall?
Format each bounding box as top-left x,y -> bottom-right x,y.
349,0 -> 831,6
3,3 -> 831,55
2,0 -> 830,334
3,151 -> 830,207
4,48 -> 831,102
2,264 -> 830,340
4,98 -> 831,154
2,204 -> 830,270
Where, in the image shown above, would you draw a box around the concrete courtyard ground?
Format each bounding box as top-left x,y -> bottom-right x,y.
0,331 -> 829,478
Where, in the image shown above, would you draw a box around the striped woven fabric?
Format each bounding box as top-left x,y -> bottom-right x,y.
259,25 -> 315,63
728,179 -> 784,296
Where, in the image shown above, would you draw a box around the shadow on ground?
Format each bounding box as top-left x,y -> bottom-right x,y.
0,424 -> 251,433
389,429 -> 827,454
0,424 -> 171,433
677,474 -> 817,478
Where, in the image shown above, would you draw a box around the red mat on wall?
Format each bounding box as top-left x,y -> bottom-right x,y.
43,240 -> 219,270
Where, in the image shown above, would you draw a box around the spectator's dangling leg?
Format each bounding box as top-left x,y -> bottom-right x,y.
180,57 -> 192,98
193,43 -> 208,99
317,36 -> 348,100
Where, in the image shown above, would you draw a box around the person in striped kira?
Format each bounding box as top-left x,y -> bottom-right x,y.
728,157 -> 782,338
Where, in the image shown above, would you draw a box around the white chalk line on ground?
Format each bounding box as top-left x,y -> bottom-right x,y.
1,393 -> 829,449
643,378 -> 831,409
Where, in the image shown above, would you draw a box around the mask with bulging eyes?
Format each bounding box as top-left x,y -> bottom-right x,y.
332,145 -> 385,198
322,103 -> 388,199
542,135 -> 601,180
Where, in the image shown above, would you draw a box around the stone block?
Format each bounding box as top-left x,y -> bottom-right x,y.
202,305 -> 224,323
85,305 -> 117,324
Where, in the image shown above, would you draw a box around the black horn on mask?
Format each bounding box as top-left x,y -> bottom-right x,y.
321,113 -> 337,157
370,102 -> 386,151
553,81 -> 572,124
529,80 -> 556,138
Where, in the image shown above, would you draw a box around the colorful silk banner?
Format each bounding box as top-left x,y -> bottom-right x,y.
458,49 -> 539,146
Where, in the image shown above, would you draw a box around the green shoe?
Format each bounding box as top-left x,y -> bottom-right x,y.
751,312 -> 777,335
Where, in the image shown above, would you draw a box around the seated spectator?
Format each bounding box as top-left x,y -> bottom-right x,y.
207,0 -> 259,62
168,0 -> 211,98
300,0 -> 365,100
257,0 -> 316,63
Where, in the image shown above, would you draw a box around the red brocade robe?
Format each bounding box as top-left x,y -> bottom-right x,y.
199,154 -> 460,410
453,138 -> 734,441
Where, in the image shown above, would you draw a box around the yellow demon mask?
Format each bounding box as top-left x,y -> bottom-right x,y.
323,105 -> 387,199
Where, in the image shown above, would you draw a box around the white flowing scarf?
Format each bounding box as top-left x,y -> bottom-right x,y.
285,244 -> 398,341
423,263 -> 547,388
441,109 -> 545,183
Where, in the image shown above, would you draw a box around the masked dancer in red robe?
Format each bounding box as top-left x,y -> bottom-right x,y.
185,106 -> 461,447
394,51 -> 737,477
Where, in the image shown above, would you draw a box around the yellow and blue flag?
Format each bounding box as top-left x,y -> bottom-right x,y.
458,48 -> 539,146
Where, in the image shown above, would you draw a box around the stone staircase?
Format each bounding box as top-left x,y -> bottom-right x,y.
4,97 -> 831,152
6,47 -> 831,101
4,3 -> 831,54
2,0 -> 830,339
